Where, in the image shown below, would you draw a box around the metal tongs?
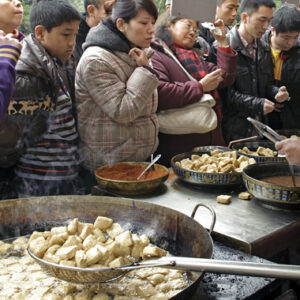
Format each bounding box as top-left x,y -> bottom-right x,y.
247,117 -> 296,186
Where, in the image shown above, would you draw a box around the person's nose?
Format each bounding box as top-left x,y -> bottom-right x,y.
188,29 -> 196,37
232,9 -> 237,18
148,23 -> 154,35
15,0 -> 22,7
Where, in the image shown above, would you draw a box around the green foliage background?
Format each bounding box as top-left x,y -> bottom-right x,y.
19,0 -> 283,35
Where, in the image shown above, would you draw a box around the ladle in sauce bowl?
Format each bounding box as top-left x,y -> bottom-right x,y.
137,154 -> 161,180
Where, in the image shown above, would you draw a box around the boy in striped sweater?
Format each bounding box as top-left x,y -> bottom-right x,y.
7,0 -> 83,196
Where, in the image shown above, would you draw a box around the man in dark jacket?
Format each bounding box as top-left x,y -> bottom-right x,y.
262,4 -> 300,130
221,0 -> 289,143
73,0 -> 112,64
200,0 -> 239,47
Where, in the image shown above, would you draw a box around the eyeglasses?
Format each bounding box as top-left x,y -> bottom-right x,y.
177,21 -> 199,35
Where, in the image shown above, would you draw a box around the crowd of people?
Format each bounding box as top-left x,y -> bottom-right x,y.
0,0 -> 300,199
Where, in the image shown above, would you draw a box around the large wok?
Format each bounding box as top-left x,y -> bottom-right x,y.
0,195 -> 214,300
1,196 -> 300,299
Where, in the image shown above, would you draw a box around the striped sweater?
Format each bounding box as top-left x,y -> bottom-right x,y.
0,45 -> 21,123
16,76 -> 79,181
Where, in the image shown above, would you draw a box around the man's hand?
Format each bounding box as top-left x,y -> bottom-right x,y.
275,86 -> 289,103
263,99 -> 275,115
129,48 -> 149,67
0,30 -> 22,51
275,138 -> 300,166
212,19 -> 228,47
200,69 -> 223,92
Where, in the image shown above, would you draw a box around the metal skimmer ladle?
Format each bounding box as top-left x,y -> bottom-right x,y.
27,247 -> 300,283
136,154 -> 161,180
247,117 -> 296,186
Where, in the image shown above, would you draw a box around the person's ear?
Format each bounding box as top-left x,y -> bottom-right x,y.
240,12 -> 248,24
116,18 -> 126,32
87,4 -> 96,17
270,27 -> 276,36
34,25 -> 47,42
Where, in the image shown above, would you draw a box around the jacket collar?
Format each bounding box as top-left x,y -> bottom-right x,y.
228,25 -> 269,60
83,17 -> 131,53
16,34 -> 60,90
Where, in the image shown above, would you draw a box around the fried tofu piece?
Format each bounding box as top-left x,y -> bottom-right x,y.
48,233 -> 68,246
140,234 -> 150,247
29,236 -> 49,258
79,224 -> 94,240
63,235 -> 82,248
93,228 -> 106,243
216,195 -> 231,204
131,234 -> 143,259
0,242 -> 13,254
86,247 -> 100,267
83,234 -> 97,250
238,192 -> 251,200
75,250 -> 87,268
67,218 -> 78,235
91,294 -> 110,300
115,231 -> 133,248
51,226 -> 68,235
45,244 -> 60,256
108,257 -> 126,268
55,245 -> 78,261
143,246 -> 167,257
94,216 -> 113,231
106,223 -> 124,239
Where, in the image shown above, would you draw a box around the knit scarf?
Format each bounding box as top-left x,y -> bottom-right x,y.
170,42 -> 222,120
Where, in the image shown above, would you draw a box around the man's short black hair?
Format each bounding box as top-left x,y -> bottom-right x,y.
271,4 -> 300,34
30,0 -> 81,33
240,0 -> 275,15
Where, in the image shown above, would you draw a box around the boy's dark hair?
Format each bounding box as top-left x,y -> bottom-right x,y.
271,4 -> 300,34
240,0 -> 275,15
111,0 -> 158,23
30,0 -> 81,33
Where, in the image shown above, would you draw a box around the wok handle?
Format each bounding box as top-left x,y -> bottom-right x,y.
142,256 -> 300,280
190,203 -> 216,233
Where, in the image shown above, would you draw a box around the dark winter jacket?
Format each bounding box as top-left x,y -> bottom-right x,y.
0,34 -> 76,168
74,13 -> 90,64
222,26 -> 278,143
262,30 -> 300,129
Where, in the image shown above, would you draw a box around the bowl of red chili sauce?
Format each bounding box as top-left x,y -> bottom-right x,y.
94,162 -> 169,195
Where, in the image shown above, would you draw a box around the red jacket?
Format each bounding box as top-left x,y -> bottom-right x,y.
150,40 -> 237,166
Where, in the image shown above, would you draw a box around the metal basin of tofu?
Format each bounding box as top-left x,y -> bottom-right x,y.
171,150 -> 256,188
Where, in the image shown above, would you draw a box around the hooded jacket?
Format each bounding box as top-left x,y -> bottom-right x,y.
221,26 -> 278,143
262,30 -> 300,129
75,19 -> 159,171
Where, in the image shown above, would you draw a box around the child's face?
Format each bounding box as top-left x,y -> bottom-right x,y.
0,0 -> 23,34
37,20 -> 80,61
